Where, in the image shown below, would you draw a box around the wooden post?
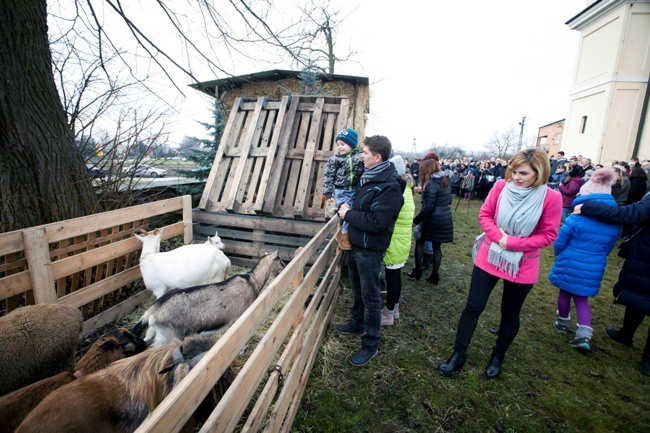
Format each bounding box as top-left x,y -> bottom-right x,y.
22,227 -> 57,304
182,195 -> 193,245
292,247 -> 304,330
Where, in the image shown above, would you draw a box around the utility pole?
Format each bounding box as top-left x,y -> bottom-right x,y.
518,116 -> 526,151
411,138 -> 417,154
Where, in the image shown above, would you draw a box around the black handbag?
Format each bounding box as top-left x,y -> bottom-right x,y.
617,225 -> 646,258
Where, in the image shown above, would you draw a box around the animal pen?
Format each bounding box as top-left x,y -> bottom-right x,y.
0,95 -> 354,431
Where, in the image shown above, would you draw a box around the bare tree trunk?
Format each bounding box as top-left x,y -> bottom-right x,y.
0,0 -> 97,233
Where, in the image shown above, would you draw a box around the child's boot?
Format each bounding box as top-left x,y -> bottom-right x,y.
337,232 -> 352,250
380,307 -> 394,326
553,312 -> 572,334
570,325 -> 593,350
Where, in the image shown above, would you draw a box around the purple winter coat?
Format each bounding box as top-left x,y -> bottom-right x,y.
558,177 -> 584,209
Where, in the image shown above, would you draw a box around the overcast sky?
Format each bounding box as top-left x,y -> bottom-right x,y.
83,0 -> 589,155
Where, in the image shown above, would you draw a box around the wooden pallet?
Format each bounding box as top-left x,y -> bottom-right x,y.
199,95 -> 350,221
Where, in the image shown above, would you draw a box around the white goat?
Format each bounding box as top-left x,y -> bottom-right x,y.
135,228 -> 231,299
132,251 -> 285,347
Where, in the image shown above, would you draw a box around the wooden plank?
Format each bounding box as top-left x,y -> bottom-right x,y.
0,231 -> 25,256
278,268 -> 340,433
199,97 -> 244,210
80,290 -> 151,337
50,222 -> 183,280
283,112 -> 311,209
41,196 -> 186,244
226,98 -> 267,212
263,95 -> 300,215
255,95 -> 289,214
200,239 -> 337,433
336,97 -> 350,132
242,244 -> 339,432
192,211 -> 324,236
216,102 -> 256,211
134,217 -> 339,433
264,251 -> 341,433
58,266 -> 143,309
2,252 -> 25,313
0,270 -> 32,299
22,228 -> 57,304
182,195 -> 193,245
293,98 -> 324,217
0,255 -> 27,275
195,227 -> 311,249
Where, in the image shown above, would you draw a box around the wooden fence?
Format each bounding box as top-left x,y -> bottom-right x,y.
0,195 -> 343,432
0,196 -> 193,334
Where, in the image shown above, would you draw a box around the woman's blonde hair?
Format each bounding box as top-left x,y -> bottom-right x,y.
505,148 -> 550,188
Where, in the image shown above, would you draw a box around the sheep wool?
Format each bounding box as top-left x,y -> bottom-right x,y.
0,304 -> 82,396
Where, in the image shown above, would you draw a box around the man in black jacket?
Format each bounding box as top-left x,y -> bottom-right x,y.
336,135 -> 405,366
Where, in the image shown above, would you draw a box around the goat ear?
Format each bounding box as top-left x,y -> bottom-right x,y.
153,228 -> 163,237
96,339 -> 118,351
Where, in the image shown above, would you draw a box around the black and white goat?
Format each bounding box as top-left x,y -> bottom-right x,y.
132,251 -> 285,347
135,228 -> 231,299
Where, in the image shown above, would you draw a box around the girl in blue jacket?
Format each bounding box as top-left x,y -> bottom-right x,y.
548,167 -> 620,350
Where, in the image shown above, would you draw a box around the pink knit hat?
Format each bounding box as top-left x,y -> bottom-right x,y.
579,167 -> 618,195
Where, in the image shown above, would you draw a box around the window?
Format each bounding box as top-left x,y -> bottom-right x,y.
540,136 -> 547,149
554,133 -> 561,144
580,116 -> 587,134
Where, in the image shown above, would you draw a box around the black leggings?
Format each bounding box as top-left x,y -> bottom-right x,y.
385,267 -> 401,310
415,239 -> 442,278
454,266 -> 534,358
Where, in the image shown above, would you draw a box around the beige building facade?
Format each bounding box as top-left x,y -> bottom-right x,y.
562,0 -> 650,165
536,119 -> 565,156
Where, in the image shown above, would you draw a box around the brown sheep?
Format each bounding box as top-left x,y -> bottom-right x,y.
0,328 -> 146,433
16,335 -> 235,433
0,304 -> 83,396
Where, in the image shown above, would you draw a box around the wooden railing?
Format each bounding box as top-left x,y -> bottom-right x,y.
0,195 -> 343,432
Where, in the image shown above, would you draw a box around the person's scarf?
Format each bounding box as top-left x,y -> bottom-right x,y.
487,180 -> 547,278
359,161 -> 390,186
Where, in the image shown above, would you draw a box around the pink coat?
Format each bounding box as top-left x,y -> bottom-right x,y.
474,180 -> 562,284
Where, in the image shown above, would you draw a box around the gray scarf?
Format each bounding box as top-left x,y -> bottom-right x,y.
487,181 -> 547,278
359,161 -> 390,186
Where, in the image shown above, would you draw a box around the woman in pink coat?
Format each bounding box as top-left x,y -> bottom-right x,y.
438,148 -> 562,378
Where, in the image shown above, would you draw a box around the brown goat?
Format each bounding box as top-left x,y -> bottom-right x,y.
16,335 -> 234,433
0,328 -> 146,433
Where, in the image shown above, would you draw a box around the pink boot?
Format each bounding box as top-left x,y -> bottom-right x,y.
381,307 -> 395,326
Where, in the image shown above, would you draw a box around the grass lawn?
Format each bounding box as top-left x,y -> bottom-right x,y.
292,195 -> 650,433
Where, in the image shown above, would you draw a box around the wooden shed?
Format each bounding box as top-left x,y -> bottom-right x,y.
190,69 -> 369,139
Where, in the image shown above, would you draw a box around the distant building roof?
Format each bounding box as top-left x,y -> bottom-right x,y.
538,119 -> 565,129
190,69 -> 369,98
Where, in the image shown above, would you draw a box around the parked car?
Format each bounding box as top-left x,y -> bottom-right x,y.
124,164 -> 167,178
86,165 -> 108,179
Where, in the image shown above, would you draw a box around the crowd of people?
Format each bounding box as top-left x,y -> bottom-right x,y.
324,129 -> 650,377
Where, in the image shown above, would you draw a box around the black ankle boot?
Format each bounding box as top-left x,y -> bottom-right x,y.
426,274 -> 440,285
407,268 -> 422,281
641,355 -> 650,377
438,352 -> 466,376
485,353 -> 503,379
605,327 -> 633,346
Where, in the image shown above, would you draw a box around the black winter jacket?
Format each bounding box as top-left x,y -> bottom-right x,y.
581,193 -> 650,314
344,163 -> 405,251
413,172 -> 453,243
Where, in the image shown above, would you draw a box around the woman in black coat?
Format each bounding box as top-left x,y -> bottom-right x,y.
574,192 -> 650,376
409,159 -> 453,284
